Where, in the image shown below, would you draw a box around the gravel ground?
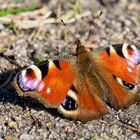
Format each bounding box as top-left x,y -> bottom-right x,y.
0,0 -> 140,140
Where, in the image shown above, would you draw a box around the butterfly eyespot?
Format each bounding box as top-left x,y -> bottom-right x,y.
61,88 -> 78,111
57,86 -> 78,118
122,80 -> 135,90
62,96 -> 78,111
114,76 -> 138,91
16,65 -> 42,92
17,72 -> 30,92
121,44 -> 140,63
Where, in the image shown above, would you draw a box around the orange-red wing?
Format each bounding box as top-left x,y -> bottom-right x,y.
95,44 -> 140,109
58,78 -> 109,122
76,88 -> 108,122
98,44 -> 140,84
35,60 -> 76,107
104,73 -> 139,109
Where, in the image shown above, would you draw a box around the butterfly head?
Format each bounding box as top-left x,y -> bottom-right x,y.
75,38 -> 86,56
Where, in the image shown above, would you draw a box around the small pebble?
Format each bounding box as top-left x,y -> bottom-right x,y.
7,121 -> 17,128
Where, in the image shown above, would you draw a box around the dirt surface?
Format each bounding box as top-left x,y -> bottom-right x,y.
0,0 -> 140,140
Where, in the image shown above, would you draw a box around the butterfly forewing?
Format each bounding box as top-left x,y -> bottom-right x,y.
13,59 -> 76,108
35,60 -> 76,107
98,43 -> 140,84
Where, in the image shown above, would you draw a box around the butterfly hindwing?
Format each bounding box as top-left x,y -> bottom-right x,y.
58,70 -> 109,122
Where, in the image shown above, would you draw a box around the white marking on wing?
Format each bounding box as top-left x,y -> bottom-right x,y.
37,81 -> 45,92
46,87 -> 51,94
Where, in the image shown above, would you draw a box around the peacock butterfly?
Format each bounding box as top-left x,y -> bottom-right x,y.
13,37 -> 140,122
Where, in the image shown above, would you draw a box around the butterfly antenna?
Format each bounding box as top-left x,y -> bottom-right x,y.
93,11 -> 102,26
61,19 -> 81,47
84,11 -> 102,47
95,11 -> 102,19
84,30 -> 94,46
61,19 -> 77,40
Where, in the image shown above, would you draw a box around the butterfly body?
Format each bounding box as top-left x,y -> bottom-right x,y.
13,41 -> 140,122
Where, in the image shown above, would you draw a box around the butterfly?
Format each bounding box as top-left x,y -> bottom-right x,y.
13,39 -> 140,122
